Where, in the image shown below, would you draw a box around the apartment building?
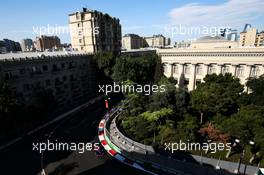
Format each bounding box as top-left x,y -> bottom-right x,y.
35,35 -> 61,51
122,34 -> 144,50
69,8 -> 122,53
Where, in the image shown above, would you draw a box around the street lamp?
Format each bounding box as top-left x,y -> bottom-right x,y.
234,139 -> 245,175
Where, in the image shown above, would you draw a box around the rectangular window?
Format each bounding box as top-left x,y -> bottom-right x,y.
250,66 -> 259,77
184,65 -> 190,75
173,65 -> 178,74
222,66 -> 230,74
196,65 -> 203,75
208,65 -> 216,74
237,66 -> 244,77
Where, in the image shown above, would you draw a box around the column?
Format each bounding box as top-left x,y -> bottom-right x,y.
188,64 -> 196,91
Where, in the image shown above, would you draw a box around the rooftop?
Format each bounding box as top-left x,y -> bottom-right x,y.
193,36 -> 230,43
0,51 -> 87,60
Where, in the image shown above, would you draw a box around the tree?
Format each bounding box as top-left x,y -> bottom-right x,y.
247,75 -> 264,106
148,77 -> 176,111
191,73 -> 244,123
220,105 -> 264,144
93,51 -> 116,77
112,54 -> 157,84
198,123 -> 230,143
175,114 -> 199,142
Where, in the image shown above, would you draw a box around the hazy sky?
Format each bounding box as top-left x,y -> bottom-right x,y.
0,0 -> 263,43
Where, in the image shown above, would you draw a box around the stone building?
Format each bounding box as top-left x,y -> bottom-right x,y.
69,8 -> 122,53
158,48 -> 264,91
144,34 -> 169,48
0,51 -> 100,113
239,28 -> 264,47
21,38 -> 35,52
122,34 -> 144,50
35,35 -> 61,51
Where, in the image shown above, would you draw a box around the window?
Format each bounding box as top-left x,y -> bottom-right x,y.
208,65 -> 216,74
251,66 -> 260,77
196,65 -> 203,75
5,71 -> 13,80
19,69 -> 26,75
53,64 -> 59,71
163,64 -> 168,73
79,39 -> 82,43
173,65 -> 178,74
237,66 -> 244,77
78,30 -> 83,36
42,65 -> 48,71
184,79 -> 189,85
184,65 -> 190,75
222,66 -> 230,74
46,79 -> 51,86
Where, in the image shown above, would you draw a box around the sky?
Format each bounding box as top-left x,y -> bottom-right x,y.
0,0 -> 263,43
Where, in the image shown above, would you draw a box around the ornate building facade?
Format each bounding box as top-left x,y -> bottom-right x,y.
158,48 -> 264,91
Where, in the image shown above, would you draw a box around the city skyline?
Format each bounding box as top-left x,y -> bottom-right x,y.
0,0 -> 264,43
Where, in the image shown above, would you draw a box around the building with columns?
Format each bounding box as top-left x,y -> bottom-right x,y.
157,48 -> 264,91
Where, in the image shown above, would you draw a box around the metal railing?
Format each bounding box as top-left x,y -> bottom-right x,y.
102,101 -> 190,175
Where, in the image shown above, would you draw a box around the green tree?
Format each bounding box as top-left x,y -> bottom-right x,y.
247,75 -> 264,106
140,108 -> 173,143
112,54 -> 157,84
191,73 -> 244,123
93,51 -> 116,77
175,115 -> 199,142
148,77 -> 176,111
220,105 -> 264,144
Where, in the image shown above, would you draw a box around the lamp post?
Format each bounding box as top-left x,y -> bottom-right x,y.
234,139 -> 245,174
